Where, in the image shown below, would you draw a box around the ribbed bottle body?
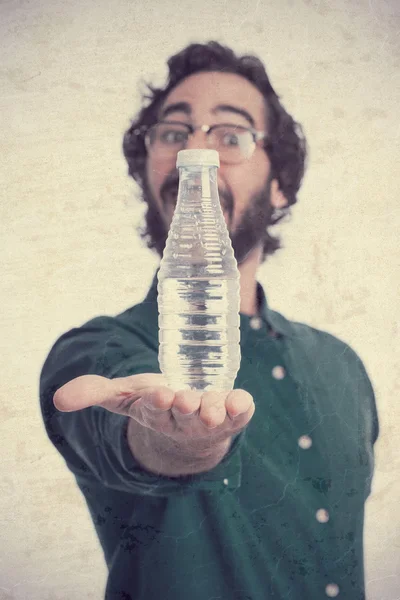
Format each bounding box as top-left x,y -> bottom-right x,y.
157,155 -> 241,391
158,277 -> 240,391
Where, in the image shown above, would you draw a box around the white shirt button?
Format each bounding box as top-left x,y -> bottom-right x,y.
316,508 -> 330,523
325,583 -> 339,597
223,479 -> 229,486
249,317 -> 263,330
272,365 -> 286,380
298,435 -> 312,449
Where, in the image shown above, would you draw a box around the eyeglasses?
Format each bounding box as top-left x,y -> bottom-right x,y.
136,120 -> 267,164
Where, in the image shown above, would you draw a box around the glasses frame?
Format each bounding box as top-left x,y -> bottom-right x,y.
134,120 -> 268,164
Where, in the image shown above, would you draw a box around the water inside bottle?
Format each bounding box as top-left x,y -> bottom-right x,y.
158,276 -> 241,391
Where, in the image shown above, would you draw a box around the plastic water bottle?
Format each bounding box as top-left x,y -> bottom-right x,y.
157,149 -> 241,392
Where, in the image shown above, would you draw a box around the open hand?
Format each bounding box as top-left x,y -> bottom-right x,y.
54,373 -> 255,447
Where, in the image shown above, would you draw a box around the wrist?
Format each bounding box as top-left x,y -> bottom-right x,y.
127,418 -> 231,477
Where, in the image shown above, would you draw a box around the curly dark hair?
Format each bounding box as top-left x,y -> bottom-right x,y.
122,41 -> 308,261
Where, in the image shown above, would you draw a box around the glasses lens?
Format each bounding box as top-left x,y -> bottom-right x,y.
145,122 -> 257,164
146,123 -> 189,157
211,125 -> 256,163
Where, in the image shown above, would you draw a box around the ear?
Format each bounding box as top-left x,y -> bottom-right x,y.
270,179 -> 288,209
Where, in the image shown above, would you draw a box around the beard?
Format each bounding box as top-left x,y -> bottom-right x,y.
139,171 -> 276,266
225,176 -> 275,265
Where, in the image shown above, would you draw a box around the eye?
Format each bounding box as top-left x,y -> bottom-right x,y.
159,128 -> 188,145
221,132 -> 240,147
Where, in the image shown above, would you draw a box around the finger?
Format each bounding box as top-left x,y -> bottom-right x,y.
54,375 -> 116,412
128,394 -> 175,433
54,373 -> 170,413
171,389 -> 202,417
116,373 -> 170,391
199,390 -> 228,429
138,386 -> 176,412
225,389 -> 255,419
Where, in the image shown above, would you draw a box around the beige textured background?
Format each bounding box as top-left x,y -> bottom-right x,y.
1,0 -> 399,598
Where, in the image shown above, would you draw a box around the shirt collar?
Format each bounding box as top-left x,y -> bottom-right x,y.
144,270 -> 293,339
253,280 -> 293,338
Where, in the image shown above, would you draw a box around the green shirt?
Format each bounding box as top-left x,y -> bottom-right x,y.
40,272 -> 379,600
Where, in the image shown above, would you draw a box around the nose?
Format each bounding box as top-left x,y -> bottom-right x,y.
185,128 -> 209,150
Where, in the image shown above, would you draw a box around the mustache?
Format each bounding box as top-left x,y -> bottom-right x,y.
160,172 -> 234,225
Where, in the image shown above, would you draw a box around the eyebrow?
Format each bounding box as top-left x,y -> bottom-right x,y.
159,102 -> 255,128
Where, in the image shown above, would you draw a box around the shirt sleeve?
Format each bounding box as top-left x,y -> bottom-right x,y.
39,316 -> 244,497
354,352 -> 380,498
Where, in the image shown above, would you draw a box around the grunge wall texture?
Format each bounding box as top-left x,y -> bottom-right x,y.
0,0 -> 399,598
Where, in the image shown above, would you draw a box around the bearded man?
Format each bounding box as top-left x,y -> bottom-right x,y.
40,41 -> 379,600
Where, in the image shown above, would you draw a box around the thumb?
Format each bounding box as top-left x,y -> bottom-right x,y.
53,375 -> 117,412
53,373 -> 170,413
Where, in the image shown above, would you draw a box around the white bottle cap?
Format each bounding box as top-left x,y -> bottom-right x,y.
176,149 -> 220,168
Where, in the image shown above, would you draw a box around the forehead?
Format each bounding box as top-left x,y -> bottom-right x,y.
161,71 -> 267,129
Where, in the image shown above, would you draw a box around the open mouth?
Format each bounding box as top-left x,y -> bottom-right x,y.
164,187 -> 178,206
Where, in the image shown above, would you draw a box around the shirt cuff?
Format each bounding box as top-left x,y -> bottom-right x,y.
101,411 -> 244,497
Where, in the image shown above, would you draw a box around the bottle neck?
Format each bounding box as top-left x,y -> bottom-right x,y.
178,165 -> 219,200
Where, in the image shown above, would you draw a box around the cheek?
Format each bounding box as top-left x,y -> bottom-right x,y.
246,153 -> 271,188
225,156 -> 270,201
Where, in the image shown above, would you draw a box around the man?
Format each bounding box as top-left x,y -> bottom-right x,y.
40,41 -> 379,600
